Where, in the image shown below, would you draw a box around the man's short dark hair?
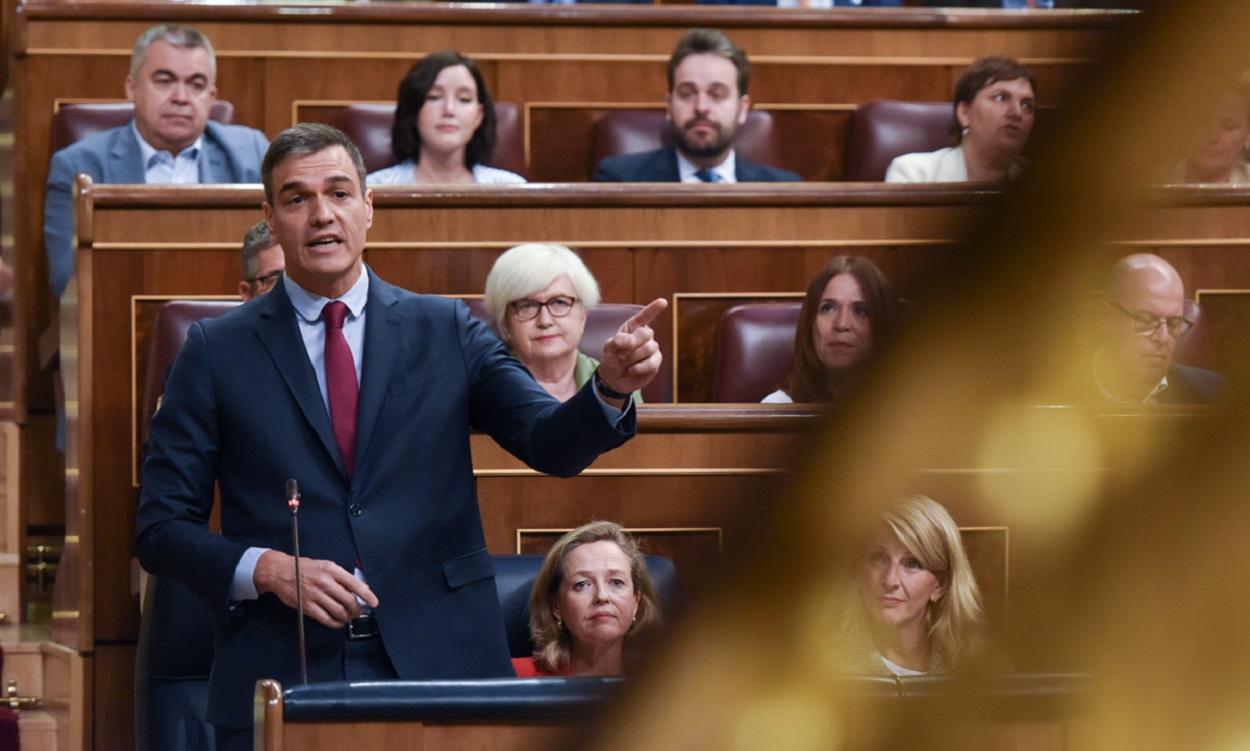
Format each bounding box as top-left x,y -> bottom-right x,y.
240,220 -> 277,280
667,28 -> 750,97
261,123 -> 368,204
392,51 -> 497,169
951,57 -> 1037,142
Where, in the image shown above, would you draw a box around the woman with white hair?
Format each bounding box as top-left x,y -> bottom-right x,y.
484,243 -> 641,402
835,496 -> 985,676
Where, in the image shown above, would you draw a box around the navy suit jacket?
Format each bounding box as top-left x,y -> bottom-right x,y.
44,119 -> 268,298
594,147 -> 802,183
134,271 -> 634,728
1158,363 -> 1227,404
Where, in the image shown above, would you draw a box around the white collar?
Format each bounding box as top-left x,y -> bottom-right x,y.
676,149 -> 737,184
132,121 -> 204,164
283,264 -> 370,323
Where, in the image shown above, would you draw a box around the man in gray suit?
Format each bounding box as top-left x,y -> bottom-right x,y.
44,24 -> 269,298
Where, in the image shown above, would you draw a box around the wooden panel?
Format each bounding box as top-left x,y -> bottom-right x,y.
1194,290 -> 1250,389
282,719 -> 569,751
62,182 -> 1243,749
10,3 -> 1119,434
519,527 -> 722,592
93,642 -> 135,751
673,293 -> 803,403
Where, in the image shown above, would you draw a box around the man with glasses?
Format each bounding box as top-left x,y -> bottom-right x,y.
1094,253 -> 1225,403
238,220 -> 285,300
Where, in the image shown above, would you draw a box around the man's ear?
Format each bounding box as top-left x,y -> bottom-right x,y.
124,75 -> 137,102
737,94 -> 752,126
364,188 -> 374,229
238,281 -> 251,300
262,201 -> 275,233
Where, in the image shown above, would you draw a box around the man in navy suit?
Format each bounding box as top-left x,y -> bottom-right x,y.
595,29 -> 802,183
135,123 -> 665,749
44,24 -> 269,299
1093,253 -> 1226,404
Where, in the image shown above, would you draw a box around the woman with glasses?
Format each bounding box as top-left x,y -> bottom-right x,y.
484,243 -> 642,403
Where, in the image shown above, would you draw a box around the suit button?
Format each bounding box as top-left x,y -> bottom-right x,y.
348,504 -> 363,517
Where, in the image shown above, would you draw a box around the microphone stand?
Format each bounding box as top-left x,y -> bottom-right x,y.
287,479 -> 309,685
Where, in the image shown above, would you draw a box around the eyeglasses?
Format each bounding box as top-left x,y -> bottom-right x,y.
1105,298 -> 1193,338
510,295 -> 577,321
248,270 -> 283,293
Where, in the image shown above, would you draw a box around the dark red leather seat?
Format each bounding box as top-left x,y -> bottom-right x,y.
841,100 -> 954,181
335,101 -> 526,178
1174,298 -> 1211,369
711,302 -> 801,403
51,101 -> 236,153
591,108 -> 784,176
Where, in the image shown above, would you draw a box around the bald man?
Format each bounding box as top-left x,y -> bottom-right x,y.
1093,253 -> 1225,403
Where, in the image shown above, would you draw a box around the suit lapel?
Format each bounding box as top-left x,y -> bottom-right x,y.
108,124 -> 147,183
199,123 -> 228,182
352,271 -> 402,484
255,285 -> 345,476
660,148 -> 682,181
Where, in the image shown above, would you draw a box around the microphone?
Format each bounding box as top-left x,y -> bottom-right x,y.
287,478 -> 308,685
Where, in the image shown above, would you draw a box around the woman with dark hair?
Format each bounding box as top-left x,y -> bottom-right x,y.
368,51 -> 525,185
886,56 -> 1036,183
515,521 -> 662,677
763,255 -> 899,404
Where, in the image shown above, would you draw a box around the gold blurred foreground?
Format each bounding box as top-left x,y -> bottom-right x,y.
576,3 -> 1250,750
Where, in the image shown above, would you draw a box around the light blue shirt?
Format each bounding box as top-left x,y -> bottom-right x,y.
230,264 -> 629,602
133,123 -> 204,185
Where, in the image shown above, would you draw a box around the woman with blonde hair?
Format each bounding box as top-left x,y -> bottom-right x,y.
836,496 -> 984,676
516,521 -> 663,677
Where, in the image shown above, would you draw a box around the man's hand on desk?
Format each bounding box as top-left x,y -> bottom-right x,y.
254,550 -> 379,629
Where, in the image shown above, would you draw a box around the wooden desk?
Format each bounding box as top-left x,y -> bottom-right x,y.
54,182 -> 1242,749
10,3 -> 1128,417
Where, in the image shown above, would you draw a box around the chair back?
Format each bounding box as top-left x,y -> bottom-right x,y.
1174,298 -> 1211,369
711,302 -> 802,402
842,100 -> 954,181
140,301 -> 241,450
336,101 -> 526,178
51,101 -> 236,153
591,109 -> 783,175
493,553 -> 678,658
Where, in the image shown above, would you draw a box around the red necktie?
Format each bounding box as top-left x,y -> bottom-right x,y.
322,301 -> 358,477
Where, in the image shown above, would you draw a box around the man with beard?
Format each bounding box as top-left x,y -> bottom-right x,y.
1091,253 -> 1225,404
594,29 -> 801,183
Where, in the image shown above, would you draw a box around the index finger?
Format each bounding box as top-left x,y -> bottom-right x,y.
623,298 -> 668,334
